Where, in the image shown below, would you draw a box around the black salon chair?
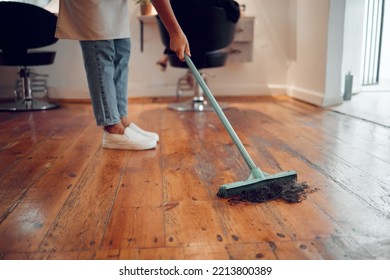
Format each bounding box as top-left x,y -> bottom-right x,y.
0,1 -> 59,111
157,5 -> 237,111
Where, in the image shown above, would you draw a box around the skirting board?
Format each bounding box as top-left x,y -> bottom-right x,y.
287,86 -> 325,107
46,84 -> 288,100
3,85 -> 328,107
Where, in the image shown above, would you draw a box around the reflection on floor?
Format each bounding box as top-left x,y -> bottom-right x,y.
330,91 -> 390,127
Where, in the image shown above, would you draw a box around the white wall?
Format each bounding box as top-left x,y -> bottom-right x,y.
342,0 -> 365,94
1,0 -> 339,107
323,0 -> 346,106
287,0 -> 329,106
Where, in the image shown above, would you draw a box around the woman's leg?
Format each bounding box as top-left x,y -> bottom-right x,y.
79,39 -> 156,149
113,38 -> 131,125
79,40 -> 122,128
112,38 -> 159,142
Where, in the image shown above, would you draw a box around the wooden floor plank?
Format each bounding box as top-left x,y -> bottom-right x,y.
161,110 -> 216,202
225,242 -> 277,260
0,97 -> 389,260
102,206 -> 165,250
241,102 -> 390,235
229,102 -> 390,215
0,130 -> 86,221
215,202 -> 289,244
37,148 -> 128,253
183,244 -> 230,259
119,247 -> 185,260
100,106 -> 166,250
164,200 -> 226,247
268,240 -> 325,260
0,124 -> 102,253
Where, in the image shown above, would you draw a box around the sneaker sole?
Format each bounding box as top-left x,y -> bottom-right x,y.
102,140 -> 156,150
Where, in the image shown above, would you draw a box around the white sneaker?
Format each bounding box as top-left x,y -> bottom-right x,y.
129,123 -> 159,142
102,127 -> 156,150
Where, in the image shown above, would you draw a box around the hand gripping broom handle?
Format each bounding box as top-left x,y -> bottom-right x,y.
184,55 -> 266,180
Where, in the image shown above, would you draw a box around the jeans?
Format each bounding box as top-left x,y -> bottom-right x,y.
80,38 -> 131,126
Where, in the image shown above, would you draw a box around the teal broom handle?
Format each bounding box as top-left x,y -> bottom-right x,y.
185,54 -> 263,175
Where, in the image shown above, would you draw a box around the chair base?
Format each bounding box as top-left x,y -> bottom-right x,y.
0,99 -> 59,112
168,97 -> 228,112
169,70 -> 228,112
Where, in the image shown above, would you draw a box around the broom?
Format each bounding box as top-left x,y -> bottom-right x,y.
184,54 -> 302,201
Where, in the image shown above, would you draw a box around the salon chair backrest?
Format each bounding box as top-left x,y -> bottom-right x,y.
157,5 -> 237,68
0,1 -> 58,54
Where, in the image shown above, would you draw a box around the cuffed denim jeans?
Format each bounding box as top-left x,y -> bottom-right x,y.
80,38 -> 131,126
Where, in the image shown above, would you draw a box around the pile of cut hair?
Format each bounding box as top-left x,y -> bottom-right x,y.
228,181 -> 315,204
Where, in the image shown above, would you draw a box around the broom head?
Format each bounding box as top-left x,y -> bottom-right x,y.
217,170 -> 298,199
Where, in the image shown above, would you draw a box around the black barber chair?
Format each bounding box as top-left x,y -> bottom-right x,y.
157,5 -> 237,111
0,1 -> 59,111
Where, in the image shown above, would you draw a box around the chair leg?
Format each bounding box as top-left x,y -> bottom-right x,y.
0,67 -> 59,112
176,70 -> 194,100
168,71 -> 228,112
15,71 -> 50,101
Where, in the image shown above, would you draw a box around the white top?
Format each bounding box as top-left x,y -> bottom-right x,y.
44,0 -> 59,13
55,0 -> 130,40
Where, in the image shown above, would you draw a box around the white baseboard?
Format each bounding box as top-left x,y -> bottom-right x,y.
125,83 -> 286,98
287,86 -> 325,107
46,84 -> 289,99
42,85 -> 330,108
47,87 -> 90,100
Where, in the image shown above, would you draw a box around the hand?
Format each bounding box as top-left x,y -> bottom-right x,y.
169,31 -> 191,61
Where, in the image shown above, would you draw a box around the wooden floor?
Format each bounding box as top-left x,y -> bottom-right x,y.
0,95 -> 389,260
331,91 -> 390,127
